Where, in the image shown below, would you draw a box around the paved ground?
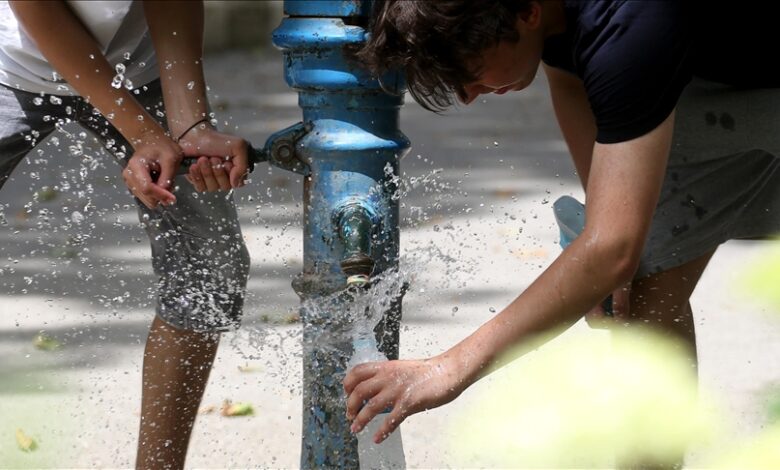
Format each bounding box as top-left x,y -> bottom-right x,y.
1,49 -> 779,468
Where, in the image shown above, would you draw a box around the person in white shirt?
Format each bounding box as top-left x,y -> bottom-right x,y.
2,1 -> 254,467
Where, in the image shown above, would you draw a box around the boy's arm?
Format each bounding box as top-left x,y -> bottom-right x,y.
142,0 -> 249,191
544,64 -> 596,190
545,63 -> 630,324
10,0 -> 180,207
344,111 -> 675,444
9,1 -> 169,148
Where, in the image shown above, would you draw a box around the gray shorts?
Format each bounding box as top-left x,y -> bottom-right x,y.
0,81 -> 250,332
637,78 -> 780,278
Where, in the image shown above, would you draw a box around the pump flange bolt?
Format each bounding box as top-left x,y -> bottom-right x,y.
274,142 -> 294,162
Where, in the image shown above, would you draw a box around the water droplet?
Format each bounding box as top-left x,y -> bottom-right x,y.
49,96 -> 62,105
187,81 -> 195,90
33,97 -> 43,106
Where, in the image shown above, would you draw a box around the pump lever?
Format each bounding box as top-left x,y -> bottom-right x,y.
177,121 -> 311,176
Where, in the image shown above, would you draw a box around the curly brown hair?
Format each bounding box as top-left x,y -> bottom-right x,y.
353,0 -> 534,111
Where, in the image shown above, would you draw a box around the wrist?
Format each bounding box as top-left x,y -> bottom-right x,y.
434,347 -> 480,393
127,123 -> 176,150
174,117 -> 213,143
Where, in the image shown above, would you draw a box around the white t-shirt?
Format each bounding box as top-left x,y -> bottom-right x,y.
0,0 -> 158,95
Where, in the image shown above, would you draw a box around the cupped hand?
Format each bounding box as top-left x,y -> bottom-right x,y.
122,135 -> 183,209
178,124 -> 249,192
343,356 -> 464,444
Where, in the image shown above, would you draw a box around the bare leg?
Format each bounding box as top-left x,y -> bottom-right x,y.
616,250 -> 716,469
135,315 -> 220,470
625,251 -> 716,366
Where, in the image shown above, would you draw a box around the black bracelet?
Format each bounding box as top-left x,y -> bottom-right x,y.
175,117 -> 210,143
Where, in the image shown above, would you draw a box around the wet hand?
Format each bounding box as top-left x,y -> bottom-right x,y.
178,124 -> 249,192
343,356 -> 463,444
584,281 -> 631,329
122,135 -> 182,209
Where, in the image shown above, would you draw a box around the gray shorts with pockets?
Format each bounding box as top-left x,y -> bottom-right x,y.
638,78 -> 780,278
0,80 -> 250,332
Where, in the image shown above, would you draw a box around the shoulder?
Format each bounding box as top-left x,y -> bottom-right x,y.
547,0 -> 693,143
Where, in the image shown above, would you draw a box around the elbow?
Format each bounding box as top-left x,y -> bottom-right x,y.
612,248 -> 642,286
582,229 -> 643,288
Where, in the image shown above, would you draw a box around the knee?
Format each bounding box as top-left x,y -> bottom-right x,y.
155,231 -> 251,332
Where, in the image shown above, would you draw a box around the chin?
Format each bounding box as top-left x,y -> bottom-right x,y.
516,74 -> 538,90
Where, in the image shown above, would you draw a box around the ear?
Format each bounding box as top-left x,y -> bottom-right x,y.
517,1 -> 543,31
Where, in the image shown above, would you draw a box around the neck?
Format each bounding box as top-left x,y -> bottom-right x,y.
541,0 -> 567,38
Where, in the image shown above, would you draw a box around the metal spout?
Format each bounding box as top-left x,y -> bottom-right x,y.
335,203 -> 378,283
178,121 -> 309,175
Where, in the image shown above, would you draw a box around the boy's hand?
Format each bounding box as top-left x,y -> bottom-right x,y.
122,136 -> 183,209
178,125 -> 249,192
343,355 -> 464,444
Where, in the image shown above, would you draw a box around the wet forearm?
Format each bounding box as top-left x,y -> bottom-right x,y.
143,0 -> 209,137
443,233 -> 634,388
443,113 -> 675,390
10,0 -> 165,146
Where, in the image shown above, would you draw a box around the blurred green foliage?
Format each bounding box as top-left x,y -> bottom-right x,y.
451,330 -> 718,468
740,241 -> 780,311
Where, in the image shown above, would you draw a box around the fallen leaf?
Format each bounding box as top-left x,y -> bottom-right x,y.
221,400 -> 254,417
16,428 -> 37,452
33,332 -> 60,351
492,189 -> 517,199
283,312 -> 300,324
237,364 -> 262,373
49,246 -> 78,259
199,405 -> 216,415
14,209 -> 30,222
35,186 -> 57,202
512,248 -> 549,260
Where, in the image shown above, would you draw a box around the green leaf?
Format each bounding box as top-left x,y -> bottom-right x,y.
220,401 -> 254,417
33,333 -> 60,351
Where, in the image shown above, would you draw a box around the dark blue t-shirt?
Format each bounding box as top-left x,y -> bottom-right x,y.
542,0 -> 780,144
